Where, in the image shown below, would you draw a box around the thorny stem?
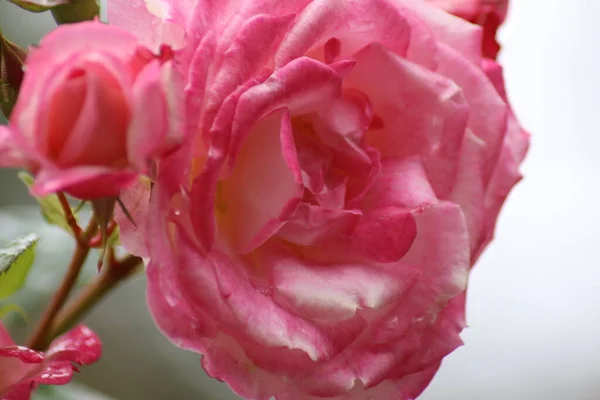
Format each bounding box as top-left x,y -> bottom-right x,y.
26,216 -> 98,350
50,254 -> 143,339
88,220 -> 116,248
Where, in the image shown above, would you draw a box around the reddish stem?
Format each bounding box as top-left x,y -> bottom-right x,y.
26,216 -> 97,350
50,254 -> 143,339
57,192 -> 83,244
88,220 -> 117,248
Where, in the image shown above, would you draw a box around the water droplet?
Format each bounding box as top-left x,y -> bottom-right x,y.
257,286 -> 273,296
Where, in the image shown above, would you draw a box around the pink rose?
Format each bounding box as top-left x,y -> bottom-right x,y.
0,324 -> 101,399
111,0 -> 528,398
426,0 -> 509,59
1,21 -> 182,199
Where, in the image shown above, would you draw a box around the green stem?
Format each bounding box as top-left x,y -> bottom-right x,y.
50,254 -> 142,339
50,0 -> 99,25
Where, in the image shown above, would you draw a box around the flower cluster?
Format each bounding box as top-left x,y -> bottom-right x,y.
0,0 -> 528,399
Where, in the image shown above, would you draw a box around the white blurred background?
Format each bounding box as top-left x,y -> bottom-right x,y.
0,0 -> 599,399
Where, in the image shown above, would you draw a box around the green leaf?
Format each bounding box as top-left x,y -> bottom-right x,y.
50,0 -> 99,24
0,303 -> 26,320
6,0 -> 70,12
18,172 -> 75,234
0,233 -> 38,300
107,224 -> 120,247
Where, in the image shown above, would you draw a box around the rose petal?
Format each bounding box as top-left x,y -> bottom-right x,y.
348,44 -> 469,197
146,261 -> 213,353
198,13 -> 296,144
45,325 -> 102,365
222,109 -> 303,253
55,61 -> 130,168
114,178 -> 152,258
351,206 -> 417,264
189,73 -> 272,252
0,324 -> 101,397
0,126 -> 25,168
32,166 -> 137,198
274,202 -> 468,398
107,0 -> 188,51
277,204 -> 361,247
228,57 -> 344,170
127,60 -> 169,170
407,0 -> 483,65
436,44 -> 508,185
270,254 -> 410,322
275,0 -> 416,67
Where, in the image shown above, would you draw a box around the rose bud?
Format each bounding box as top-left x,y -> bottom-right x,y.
1,21 -> 182,199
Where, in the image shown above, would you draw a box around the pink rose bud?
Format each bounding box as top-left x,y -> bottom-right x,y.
1,21 -> 182,199
0,324 -> 101,399
111,0 -> 528,399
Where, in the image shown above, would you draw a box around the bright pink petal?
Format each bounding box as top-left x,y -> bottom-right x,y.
149,236 -> 344,389
32,167 -> 138,198
44,325 -> 102,366
348,44 -> 469,197
0,334 -> 40,396
188,72 -> 272,253
55,61 -> 129,168
311,93 -> 374,176
26,21 -> 139,65
197,252 -> 332,362
273,202 -> 468,398
182,32 -> 216,141
436,44 -> 508,186
427,0 -> 508,59
127,60 -> 169,170
198,13 -> 296,144
475,112 -> 528,260
443,54 -> 521,259
351,206 -> 417,263
1,383 -> 33,400
407,0 -> 483,65
189,58 -> 343,252
11,22 -> 139,150
114,178 -> 152,258
0,324 -> 14,347
449,132 -> 488,256
363,157 -> 439,211
277,204 -> 361,247
275,0 -> 415,67
160,59 -> 186,151
146,261 -> 213,353
185,0 -> 313,48
227,57 -> 344,169
107,0 -> 188,51
221,109 -> 303,253
0,126 -> 26,168
270,254 -> 411,322
468,59 -> 529,260
0,324 -> 101,398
